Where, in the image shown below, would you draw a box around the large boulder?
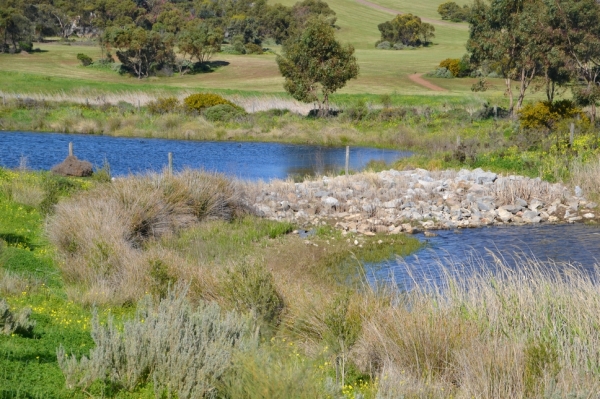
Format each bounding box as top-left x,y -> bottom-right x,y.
51,155 -> 93,177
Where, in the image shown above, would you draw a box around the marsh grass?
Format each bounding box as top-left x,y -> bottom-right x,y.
353,256 -> 600,398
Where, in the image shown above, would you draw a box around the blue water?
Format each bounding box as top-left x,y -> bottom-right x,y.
0,131 -> 410,180
368,224 -> 600,290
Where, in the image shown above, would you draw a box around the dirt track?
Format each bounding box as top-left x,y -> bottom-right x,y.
408,73 -> 448,92
354,0 -> 467,28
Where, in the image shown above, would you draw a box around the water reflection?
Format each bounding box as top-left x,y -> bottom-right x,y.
0,131 -> 410,180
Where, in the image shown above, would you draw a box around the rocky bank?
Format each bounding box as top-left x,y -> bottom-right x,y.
245,168 -> 597,235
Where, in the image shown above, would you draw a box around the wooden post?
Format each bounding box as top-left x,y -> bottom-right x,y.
457,135 -> 461,147
168,152 -> 173,175
570,122 -> 575,147
345,146 -> 350,176
494,105 -> 498,120
68,142 -> 73,157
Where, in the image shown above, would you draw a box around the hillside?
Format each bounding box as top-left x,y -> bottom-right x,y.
0,0 -> 502,98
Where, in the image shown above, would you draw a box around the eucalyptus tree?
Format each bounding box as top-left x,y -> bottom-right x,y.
467,0 -> 549,115
104,25 -> 175,78
276,17 -> 359,115
545,0 -> 600,122
176,23 -> 223,74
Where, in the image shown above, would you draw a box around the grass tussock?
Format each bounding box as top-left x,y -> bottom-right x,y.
353,258 -> 600,398
569,155 -> 600,201
47,170 -> 246,305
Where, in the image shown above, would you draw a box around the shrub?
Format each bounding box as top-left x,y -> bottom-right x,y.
76,53 -> 93,66
379,107 -> 409,121
392,42 -> 405,50
221,262 -> 284,327
519,100 -> 584,130
244,43 -> 263,54
0,299 -> 35,336
147,96 -> 180,115
341,100 -> 368,121
204,104 -> 246,122
18,41 -> 33,52
428,67 -> 454,79
57,288 -> 257,397
439,58 -> 461,77
184,93 -> 238,113
376,41 -> 391,49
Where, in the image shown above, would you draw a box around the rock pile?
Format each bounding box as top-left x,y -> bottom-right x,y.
245,168 -> 597,235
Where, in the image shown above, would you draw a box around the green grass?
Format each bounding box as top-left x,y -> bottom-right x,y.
0,0 -> 503,99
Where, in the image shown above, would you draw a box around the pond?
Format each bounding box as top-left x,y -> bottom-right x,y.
0,131 -> 410,180
367,224 -> 600,290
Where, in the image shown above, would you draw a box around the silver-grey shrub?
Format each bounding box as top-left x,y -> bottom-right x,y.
0,298 -> 36,336
57,287 -> 257,398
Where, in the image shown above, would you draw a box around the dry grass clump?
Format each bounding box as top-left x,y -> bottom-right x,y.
569,155 -> 600,200
493,176 -> 569,205
47,170 -> 246,305
353,258 -> 600,398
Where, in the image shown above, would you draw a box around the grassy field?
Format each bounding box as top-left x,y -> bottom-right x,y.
0,0 -> 505,99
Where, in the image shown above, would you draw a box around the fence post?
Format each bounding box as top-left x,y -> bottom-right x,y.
68,142 -> 73,157
570,122 -> 575,147
494,105 -> 498,120
345,146 -> 350,176
168,152 -> 173,175
457,135 -> 461,147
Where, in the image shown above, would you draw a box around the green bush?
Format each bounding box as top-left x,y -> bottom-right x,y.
204,104 -> 246,122
244,43 -> 263,54
221,262 -> 284,327
76,53 -> 93,67
518,100 -> 584,130
231,35 -> 246,54
147,96 -> 180,115
57,288 -> 257,397
18,41 -> 33,52
184,93 -> 238,113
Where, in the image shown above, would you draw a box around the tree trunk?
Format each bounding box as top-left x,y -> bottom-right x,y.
515,67 -> 536,113
505,77 -> 514,116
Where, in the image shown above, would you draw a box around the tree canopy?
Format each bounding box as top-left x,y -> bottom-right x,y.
377,14 -> 435,48
467,0 -> 600,120
276,18 -> 359,114
437,1 -> 471,22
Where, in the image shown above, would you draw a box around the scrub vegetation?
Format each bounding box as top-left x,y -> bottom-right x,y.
3,168 -> 600,398
3,0 -> 600,396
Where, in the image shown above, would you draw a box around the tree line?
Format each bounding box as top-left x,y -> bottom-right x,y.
467,0 -> 600,121
0,0 -> 337,77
